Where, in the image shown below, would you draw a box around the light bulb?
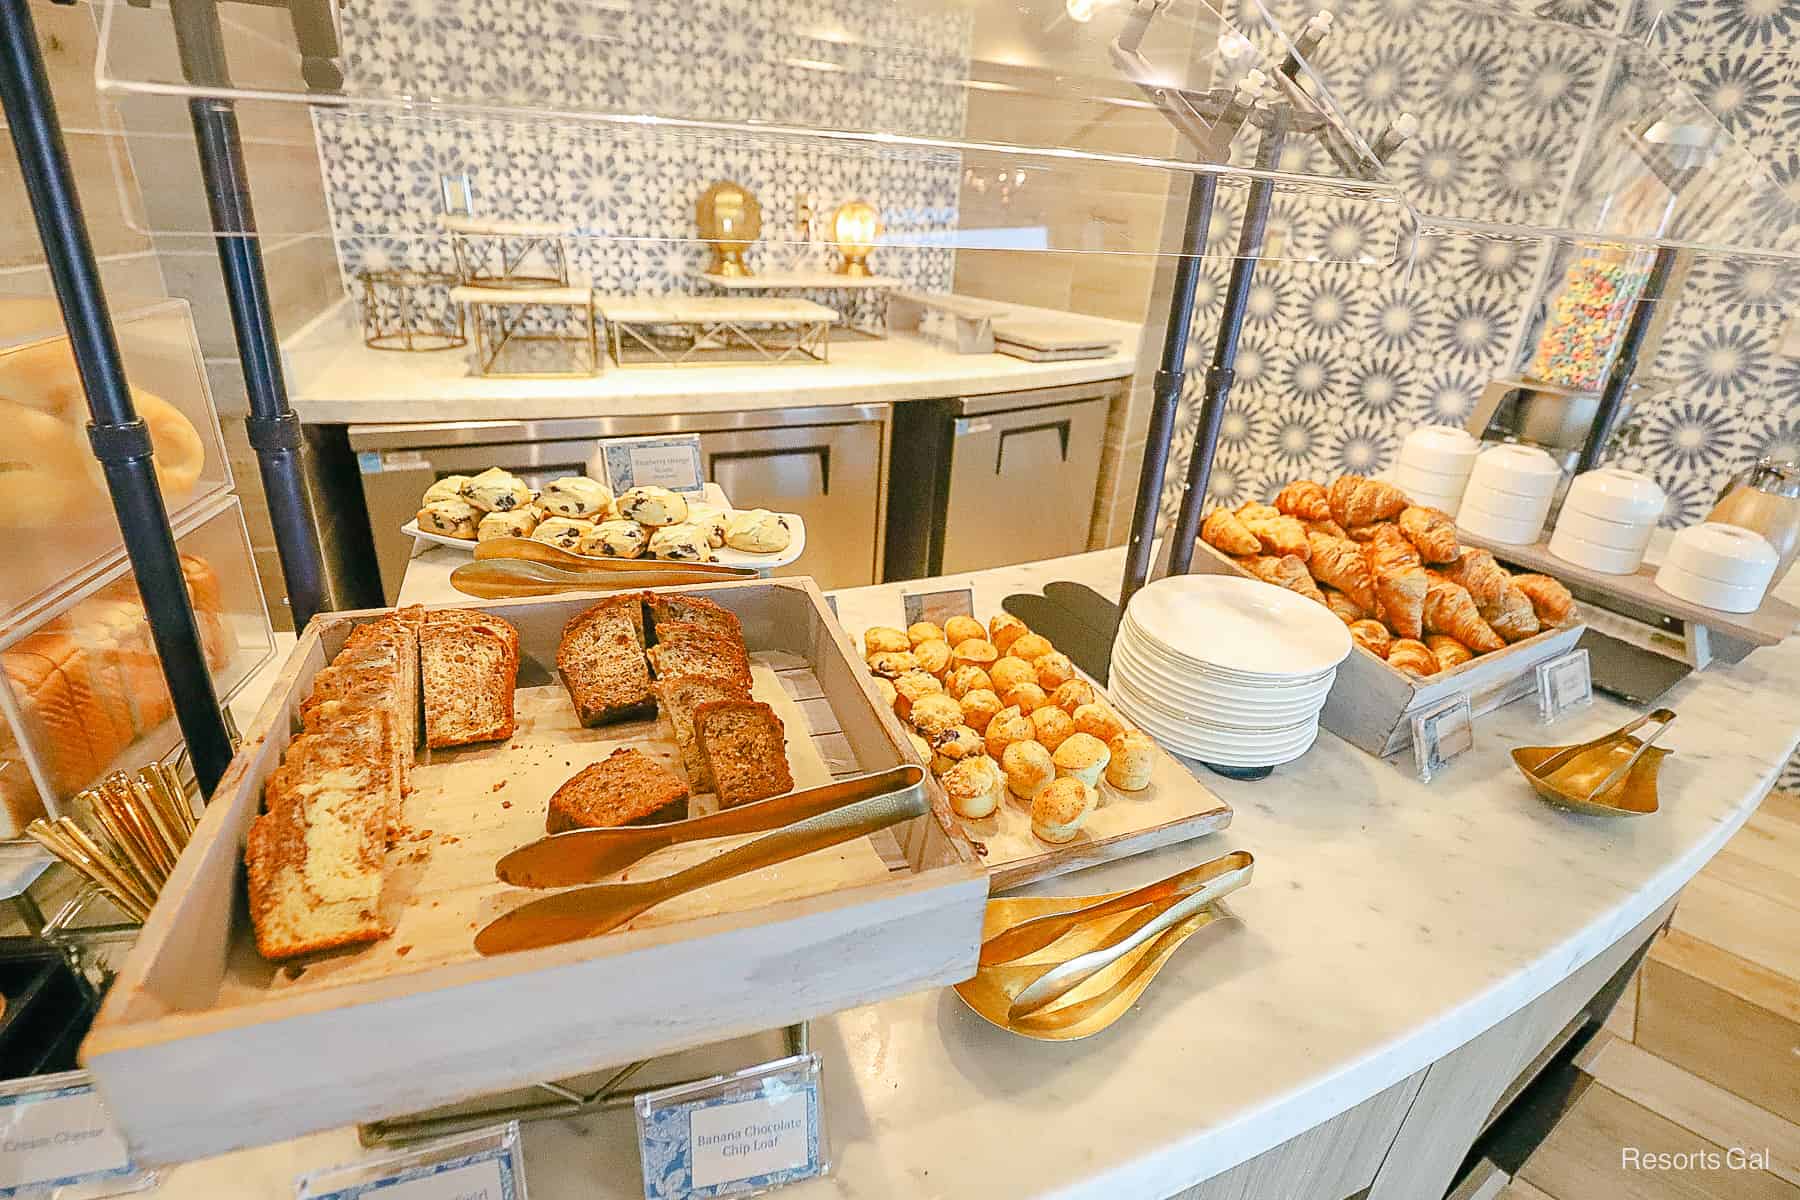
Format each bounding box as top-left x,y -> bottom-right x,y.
1066,0 -> 1100,23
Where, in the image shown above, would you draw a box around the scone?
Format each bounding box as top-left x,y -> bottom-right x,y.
942,755 -> 1004,819
648,522 -> 713,562
685,503 -> 731,548
422,475 -> 472,505
477,508 -> 539,541
462,467 -> 532,513
1031,777 -> 1095,844
1052,732 -> 1111,790
1030,705 -> 1076,752
584,519 -> 648,559
418,497 -> 480,538
864,627 -> 911,657
1002,740 -> 1055,801
617,485 -> 689,527
911,639 -> 952,678
533,516 -> 595,551
908,693 -> 964,739
958,688 -> 1003,733
539,475 -> 614,519
1107,731 -> 1155,791
725,508 -> 793,554
928,725 -> 983,775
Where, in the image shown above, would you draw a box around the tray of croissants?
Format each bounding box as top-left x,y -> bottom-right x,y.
1196,474 -> 1581,680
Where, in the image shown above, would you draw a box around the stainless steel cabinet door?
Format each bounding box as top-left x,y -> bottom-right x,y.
939,397 -> 1108,574
700,422 -> 884,589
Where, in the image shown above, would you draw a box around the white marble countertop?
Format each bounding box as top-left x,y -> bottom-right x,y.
284,301 -> 1139,424
146,550 -> 1800,1199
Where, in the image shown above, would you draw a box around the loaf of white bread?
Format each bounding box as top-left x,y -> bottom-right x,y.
246,605 -> 518,961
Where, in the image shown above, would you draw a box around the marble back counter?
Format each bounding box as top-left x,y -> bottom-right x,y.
144,546 -> 1800,1198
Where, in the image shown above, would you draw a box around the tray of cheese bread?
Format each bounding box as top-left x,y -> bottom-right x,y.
1190,474 -> 1585,757
81,580 -> 983,1165
855,612 -> 1232,892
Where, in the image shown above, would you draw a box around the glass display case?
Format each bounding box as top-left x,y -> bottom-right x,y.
0,495 -> 274,835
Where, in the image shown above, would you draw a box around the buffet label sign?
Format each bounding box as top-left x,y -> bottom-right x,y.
903,587 -> 974,627
598,434 -> 707,496
0,1076 -> 135,1196
635,1054 -> 826,1200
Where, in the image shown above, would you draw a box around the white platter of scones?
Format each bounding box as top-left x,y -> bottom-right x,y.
405,467 -> 806,569
859,612 -> 1232,891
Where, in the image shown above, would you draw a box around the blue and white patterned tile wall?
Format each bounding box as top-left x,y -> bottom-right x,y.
314,0 -> 971,308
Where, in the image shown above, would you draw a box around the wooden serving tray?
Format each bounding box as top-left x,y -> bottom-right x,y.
1189,540 -> 1585,757
81,580 -> 985,1165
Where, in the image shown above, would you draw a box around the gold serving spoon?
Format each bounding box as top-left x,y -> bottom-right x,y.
474,537 -> 753,576
451,558 -> 753,598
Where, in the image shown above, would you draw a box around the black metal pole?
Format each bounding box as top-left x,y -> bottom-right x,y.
1576,244 -> 1677,474
171,0 -> 330,629
1166,109 -> 1290,576
1119,169 -> 1219,613
0,0 -> 233,796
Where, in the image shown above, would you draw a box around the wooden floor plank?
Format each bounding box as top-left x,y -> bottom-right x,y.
1651,930 -> 1800,1022
1752,790 -> 1799,829
1671,875 -> 1800,982
1604,964 -> 1641,1042
1583,1038 -> 1800,1188
1518,1085 -> 1800,1200
1638,947 -> 1800,1126
1497,1179 -> 1556,1200
1702,847 -> 1800,913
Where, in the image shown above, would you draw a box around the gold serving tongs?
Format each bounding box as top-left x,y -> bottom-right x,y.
475,771 -> 929,955
494,765 -> 925,888
1002,853 -> 1254,1020
474,537 -> 756,575
979,850 -> 1254,967
451,558 -> 754,598
1512,708 -> 1676,816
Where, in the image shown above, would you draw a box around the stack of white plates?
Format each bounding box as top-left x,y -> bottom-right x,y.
1109,575 -> 1352,770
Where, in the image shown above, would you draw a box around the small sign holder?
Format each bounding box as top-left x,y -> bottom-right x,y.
635,1054 -> 826,1200
1411,693 -> 1474,783
902,587 -> 975,628
297,1123 -> 524,1200
592,434 -> 707,496
1536,648 -> 1594,723
0,1070 -> 151,1199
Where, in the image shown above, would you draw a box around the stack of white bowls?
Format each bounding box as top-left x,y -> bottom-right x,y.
1109,575 -> 1351,770
1394,426 -> 1481,514
1654,523 -> 1779,613
1457,444 -> 1562,544
1548,468 -> 1666,574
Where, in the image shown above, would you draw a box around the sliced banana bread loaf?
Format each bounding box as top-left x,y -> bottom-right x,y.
693,698 -> 793,807
557,594 -> 654,726
545,747 -> 690,833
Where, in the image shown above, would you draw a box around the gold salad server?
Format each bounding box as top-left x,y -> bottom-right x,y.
1004,865 -> 1249,1022
495,765 -> 925,887
475,537 -> 756,575
475,784 -> 928,955
1512,708 -> 1675,816
451,558 -> 753,598
979,850 -> 1253,967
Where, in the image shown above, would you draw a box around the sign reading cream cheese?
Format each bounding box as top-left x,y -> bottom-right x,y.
295,1124 -> 523,1200
0,1078 -> 134,1197
688,1092 -> 809,1189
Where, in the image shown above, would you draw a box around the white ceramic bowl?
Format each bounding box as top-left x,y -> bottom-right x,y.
1661,523 -> 1779,587
1653,562 -> 1770,613
1457,501 -> 1545,545
1564,467 -> 1666,525
1457,483 -> 1554,524
1123,575 -> 1351,678
1551,506 -> 1656,553
1548,524 -> 1646,574
1467,444 -> 1562,500
1395,484 -> 1467,518
1399,425 -> 1481,476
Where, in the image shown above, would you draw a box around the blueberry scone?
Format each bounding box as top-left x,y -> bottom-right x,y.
417,497 -> 481,539
539,475 -> 614,520
477,507 -> 540,541
583,519 -> 649,558
616,485 -> 688,527
422,474 -> 472,506
462,466 -> 533,512
724,508 -> 792,553
532,516 -> 596,551
684,503 -> 731,548
648,522 -> 713,562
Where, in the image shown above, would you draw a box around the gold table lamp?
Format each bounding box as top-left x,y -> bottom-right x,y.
830,200 -> 881,276
697,181 -> 762,277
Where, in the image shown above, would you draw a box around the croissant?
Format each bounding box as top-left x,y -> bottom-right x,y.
1512,574 -> 1576,626
1236,502 -> 1281,522
1345,523 -> 1388,542
1304,517 -> 1349,540
1349,619 -> 1392,659
1202,508 -> 1261,556
1398,505 -> 1460,564
1387,638 -> 1438,678
1442,550 -> 1540,642
1274,479 -> 1331,521
1239,554 -> 1326,604
1320,587 -> 1365,624
1423,573 -> 1505,652
1241,512 -> 1310,560
1328,475 -> 1409,527
1364,525 -> 1427,641
1306,533 -> 1376,611
1426,634 -> 1474,671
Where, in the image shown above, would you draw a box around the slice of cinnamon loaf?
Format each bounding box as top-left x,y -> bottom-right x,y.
557,595 -> 654,726
246,761 -> 388,960
421,616 -> 518,747
545,748 -> 690,833
693,699 -> 793,807
652,675 -> 751,792
645,627 -> 753,693
647,593 -> 741,642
